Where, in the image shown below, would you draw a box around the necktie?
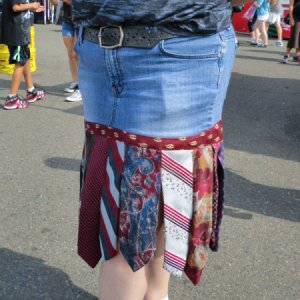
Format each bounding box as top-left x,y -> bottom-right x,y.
210,141 -> 225,251
119,144 -> 161,271
78,134 -> 109,268
184,145 -> 214,285
99,140 -> 125,260
161,150 -> 194,277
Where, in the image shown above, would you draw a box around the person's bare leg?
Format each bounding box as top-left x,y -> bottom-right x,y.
98,253 -> 148,300
10,62 -> 24,94
144,196 -> 170,300
284,47 -> 292,56
254,21 -> 260,42
275,21 -> 282,41
254,27 -> 260,42
23,60 -> 34,89
63,35 -> 78,83
266,22 -> 269,35
259,20 -> 268,45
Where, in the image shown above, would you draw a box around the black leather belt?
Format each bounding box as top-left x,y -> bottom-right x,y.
83,25 -> 177,49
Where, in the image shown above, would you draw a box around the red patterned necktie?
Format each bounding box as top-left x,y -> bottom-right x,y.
118,145 -> 161,271
78,134 -> 109,267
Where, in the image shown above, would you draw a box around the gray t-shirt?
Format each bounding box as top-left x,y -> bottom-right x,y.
72,0 -> 232,35
270,0 -> 282,14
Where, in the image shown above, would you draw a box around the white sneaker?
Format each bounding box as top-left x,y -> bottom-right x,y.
272,40 -> 283,47
65,89 -> 82,102
64,82 -> 78,93
280,56 -> 289,64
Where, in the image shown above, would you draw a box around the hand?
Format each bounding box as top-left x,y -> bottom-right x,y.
289,15 -> 295,26
30,2 -> 45,12
35,5 -> 45,12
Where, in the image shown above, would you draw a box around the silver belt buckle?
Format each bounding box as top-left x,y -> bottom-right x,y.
98,25 -> 124,49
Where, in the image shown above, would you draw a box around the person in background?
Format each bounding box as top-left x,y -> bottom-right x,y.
267,0 -> 284,47
1,0 -> 46,110
253,0 -> 271,47
51,0 -> 82,102
281,0 -> 300,63
248,9 -> 260,44
232,4 -> 245,46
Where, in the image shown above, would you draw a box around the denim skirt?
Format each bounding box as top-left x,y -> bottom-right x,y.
76,26 -> 236,285
75,26 -> 236,137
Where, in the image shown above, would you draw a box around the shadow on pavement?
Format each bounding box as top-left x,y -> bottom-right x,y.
0,78 -> 84,116
226,170 -> 300,222
235,54 -> 279,62
225,72 -> 300,162
45,157 -> 81,172
243,48 -> 286,55
0,248 -> 97,300
0,78 -> 69,99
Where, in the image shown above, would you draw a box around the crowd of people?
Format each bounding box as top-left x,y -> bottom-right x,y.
245,0 -> 300,62
247,0 -> 282,48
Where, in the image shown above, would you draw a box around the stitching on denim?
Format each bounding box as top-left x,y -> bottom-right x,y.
217,35 -> 225,88
115,49 -> 124,95
105,49 -> 124,126
159,39 -> 221,60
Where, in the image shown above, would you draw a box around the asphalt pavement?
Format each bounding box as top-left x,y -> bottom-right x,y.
0,25 -> 299,300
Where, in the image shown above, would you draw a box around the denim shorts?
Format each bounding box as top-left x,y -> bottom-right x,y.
62,22 -> 76,37
75,26 -> 236,138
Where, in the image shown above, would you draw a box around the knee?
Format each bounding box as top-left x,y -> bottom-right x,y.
101,252 -> 147,284
67,50 -> 77,61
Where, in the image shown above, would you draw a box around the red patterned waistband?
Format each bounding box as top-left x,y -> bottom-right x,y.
84,120 -> 223,150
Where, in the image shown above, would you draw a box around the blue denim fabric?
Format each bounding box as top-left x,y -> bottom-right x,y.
75,26 -> 236,138
62,22 -> 76,37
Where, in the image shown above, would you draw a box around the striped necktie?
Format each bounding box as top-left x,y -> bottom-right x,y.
161,150 -> 194,276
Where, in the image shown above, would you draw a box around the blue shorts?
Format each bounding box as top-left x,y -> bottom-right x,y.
62,22 -> 76,37
75,26 -> 236,138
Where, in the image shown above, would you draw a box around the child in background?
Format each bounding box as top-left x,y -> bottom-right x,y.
1,0 -> 45,110
267,0 -> 284,47
254,0 -> 271,47
248,9 -> 260,44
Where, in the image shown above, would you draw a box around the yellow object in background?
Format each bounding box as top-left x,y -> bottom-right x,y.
0,26 -> 37,75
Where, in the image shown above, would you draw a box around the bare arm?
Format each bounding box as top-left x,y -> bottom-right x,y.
12,2 -> 44,12
289,0 -> 295,26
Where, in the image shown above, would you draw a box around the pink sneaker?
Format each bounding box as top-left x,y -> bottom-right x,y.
4,95 -> 28,110
27,88 -> 45,103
